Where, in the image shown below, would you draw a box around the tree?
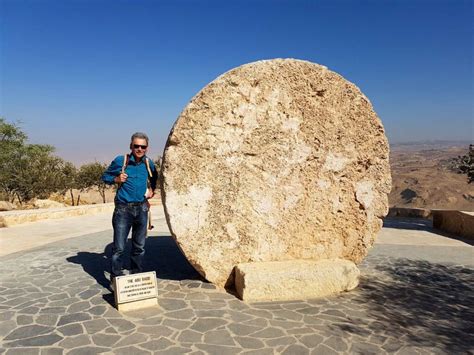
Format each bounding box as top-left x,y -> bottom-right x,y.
0,118 -> 67,203
77,162 -> 108,203
57,162 -> 79,205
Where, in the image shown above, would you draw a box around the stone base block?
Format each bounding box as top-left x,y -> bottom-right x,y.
116,298 -> 158,312
234,259 -> 360,302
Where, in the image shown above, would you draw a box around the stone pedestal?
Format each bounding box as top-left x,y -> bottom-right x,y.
234,259 -> 360,302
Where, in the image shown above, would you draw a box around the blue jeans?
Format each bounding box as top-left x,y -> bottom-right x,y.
111,201 -> 148,278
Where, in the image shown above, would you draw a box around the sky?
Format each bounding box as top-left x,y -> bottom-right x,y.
1,0 -> 472,165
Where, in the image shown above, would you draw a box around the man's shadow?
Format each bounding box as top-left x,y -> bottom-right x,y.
67,235 -> 204,291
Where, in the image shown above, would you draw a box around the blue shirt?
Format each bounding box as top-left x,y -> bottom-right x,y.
102,154 -> 158,203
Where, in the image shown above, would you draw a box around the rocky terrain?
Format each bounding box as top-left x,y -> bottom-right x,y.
389,142 -> 473,211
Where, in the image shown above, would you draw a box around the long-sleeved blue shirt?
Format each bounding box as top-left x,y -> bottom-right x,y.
102,154 -> 158,203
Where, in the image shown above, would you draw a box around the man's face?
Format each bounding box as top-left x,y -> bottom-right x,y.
131,138 -> 148,159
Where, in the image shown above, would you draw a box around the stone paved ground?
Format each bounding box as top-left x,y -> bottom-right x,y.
0,218 -> 473,354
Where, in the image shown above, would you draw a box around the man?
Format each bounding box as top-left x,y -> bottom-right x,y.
102,132 -> 158,287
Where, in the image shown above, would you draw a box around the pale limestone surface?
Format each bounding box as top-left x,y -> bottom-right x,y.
234,259 -> 360,302
162,59 -> 391,287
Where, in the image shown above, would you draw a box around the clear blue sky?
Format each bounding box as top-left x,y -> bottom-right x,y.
1,0 -> 472,164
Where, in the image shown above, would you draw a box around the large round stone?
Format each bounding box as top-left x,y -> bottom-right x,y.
161,59 -> 391,287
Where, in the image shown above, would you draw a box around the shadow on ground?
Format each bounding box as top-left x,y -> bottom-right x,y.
335,258 -> 474,353
67,235 -> 203,289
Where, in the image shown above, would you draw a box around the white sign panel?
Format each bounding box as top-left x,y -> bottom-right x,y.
114,271 -> 158,304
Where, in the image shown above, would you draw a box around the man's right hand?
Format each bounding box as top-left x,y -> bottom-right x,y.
114,173 -> 128,183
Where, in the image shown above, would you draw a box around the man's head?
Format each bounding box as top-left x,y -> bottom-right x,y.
130,132 -> 149,161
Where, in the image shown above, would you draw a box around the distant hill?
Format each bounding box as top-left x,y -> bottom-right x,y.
389,141 -> 473,211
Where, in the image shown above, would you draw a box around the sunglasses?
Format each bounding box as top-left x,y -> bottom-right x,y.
133,144 -> 148,149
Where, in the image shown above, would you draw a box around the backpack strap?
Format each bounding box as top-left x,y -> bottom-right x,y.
144,157 -> 153,178
121,154 -> 129,174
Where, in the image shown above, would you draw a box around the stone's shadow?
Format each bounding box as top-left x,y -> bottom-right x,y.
144,235 -> 203,281
383,217 -> 433,231
337,259 -> 474,353
66,235 -> 203,290
383,217 -> 474,245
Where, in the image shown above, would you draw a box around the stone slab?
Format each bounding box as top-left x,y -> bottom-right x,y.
234,259 -> 360,302
162,58 -> 391,287
116,298 -> 159,312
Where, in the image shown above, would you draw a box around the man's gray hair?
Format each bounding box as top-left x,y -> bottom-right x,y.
130,132 -> 149,146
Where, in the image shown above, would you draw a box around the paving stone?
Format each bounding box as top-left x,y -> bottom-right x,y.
281,344 -> 310,355
5,348 -> 40,355
4,325 -> 54,340
0,311 -> 15,321
159,298 -> 188,311
102,308 -> 121,318
140,337 -> 174,351
234,336 -> 265,349
40,307 -> 66,314
265,336 -> 297,347
57,323 -> 83,336
58,334 -> 90,349
241,318 -> 268,327
287,327 -> 316,335
241,349 -> 274,355
18,306 -> 40,315
158,346 -> 193,354
67,301 -> 90,313
136,325 -> 173,336
112,346 -> 151,354
164,309 -> 196,320
189,301 -> 225,310
269,319 -> 302,329
381,338 -> 405,352
311,344 -> 338,355
184,293 -> 208,301
137,316 -> 163,326
57,312 -> 91,326
242,309 -> 273,319
203,329 -> 236,346
48,298 -> 77,307
296,307 -> 320,315
350,341 -> 381,354
66,346 -> 109,355
4,334 -> 62,347
163,319 -> 192,330
272,309 -> 304,321
78,289 -> 101,300
104,327 -> 118,334
82,319 -> 109,334
250,327 -> 285,339
194,344 -> 241,355
47,293 -> 69,301
106,318 -> 136,332
114,333 -> 148,347
16,315 -> 34,325
91,333 -> 121,347
36,314 -> 59,326
177,329 -> 202,343
195,309 -> 227,318
190,318 -> 228,333
87,306 -> 107,316
39,348 -> 63,355
298,333 -> 325,348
